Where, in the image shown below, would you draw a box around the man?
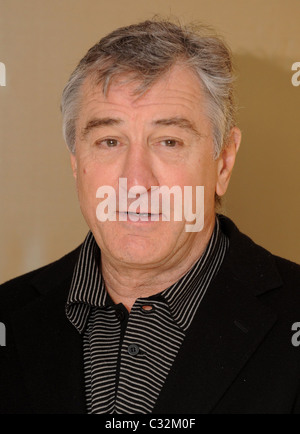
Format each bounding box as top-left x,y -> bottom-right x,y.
0,20 -> 299,414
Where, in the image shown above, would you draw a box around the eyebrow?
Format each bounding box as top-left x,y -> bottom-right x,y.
152,117 -> 203,138
81,117 -> 123,140
81,116 -> 203,140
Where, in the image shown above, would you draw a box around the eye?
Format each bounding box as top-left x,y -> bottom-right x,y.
160,139 -> 181,147
96,138 -> 120,148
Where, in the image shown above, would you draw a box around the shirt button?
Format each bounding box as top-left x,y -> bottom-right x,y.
140,305 -> 155,314
128,344 -> 140,356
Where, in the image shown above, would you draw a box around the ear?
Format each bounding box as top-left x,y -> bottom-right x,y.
216,127 -> 241,197
70,153 -> 77,179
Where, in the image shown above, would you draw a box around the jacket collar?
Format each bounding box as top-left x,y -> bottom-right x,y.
218,215 -> 282,294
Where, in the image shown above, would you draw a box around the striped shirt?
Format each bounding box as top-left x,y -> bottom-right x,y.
66,216 -> 228,414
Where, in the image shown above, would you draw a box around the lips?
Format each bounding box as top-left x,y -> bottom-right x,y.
117,211 -> 161,221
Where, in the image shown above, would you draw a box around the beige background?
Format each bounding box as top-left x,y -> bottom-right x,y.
0,0 -> 299,284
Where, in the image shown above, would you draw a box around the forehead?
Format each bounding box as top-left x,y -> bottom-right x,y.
78,65 -> 207,117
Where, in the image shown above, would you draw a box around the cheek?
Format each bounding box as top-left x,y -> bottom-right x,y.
77,161 -> 100,186
77,164 -> 99,201
185,160 -> 217,206
77,162 -> 119,206
182,160 -> 215,187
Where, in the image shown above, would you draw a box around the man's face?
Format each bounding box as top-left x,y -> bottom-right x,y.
71,65 -> 228,268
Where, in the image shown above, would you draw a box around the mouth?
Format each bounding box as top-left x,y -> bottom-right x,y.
117,211 -> 161,222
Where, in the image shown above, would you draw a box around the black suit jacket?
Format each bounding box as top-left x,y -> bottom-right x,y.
0,216 -> 300,414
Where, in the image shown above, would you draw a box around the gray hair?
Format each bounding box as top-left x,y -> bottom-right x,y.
61,19 -> 237,159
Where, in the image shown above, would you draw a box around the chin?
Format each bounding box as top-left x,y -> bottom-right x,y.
103,233 -> 171,266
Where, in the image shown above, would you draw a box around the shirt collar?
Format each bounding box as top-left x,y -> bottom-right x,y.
66,216 -> 228,333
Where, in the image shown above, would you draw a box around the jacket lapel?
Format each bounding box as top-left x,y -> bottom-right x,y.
11,249 -> 86,414
153,217 -> 282,414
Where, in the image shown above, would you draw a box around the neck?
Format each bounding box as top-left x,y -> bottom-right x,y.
101,219 -> 216,312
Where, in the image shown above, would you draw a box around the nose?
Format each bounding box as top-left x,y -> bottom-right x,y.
120,142 -> 159,192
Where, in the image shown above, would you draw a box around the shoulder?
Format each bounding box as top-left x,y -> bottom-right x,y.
218,214 -> 300,294
0,245 -> 82,314
270,255 -> 300,311
273,254 -> 300,281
